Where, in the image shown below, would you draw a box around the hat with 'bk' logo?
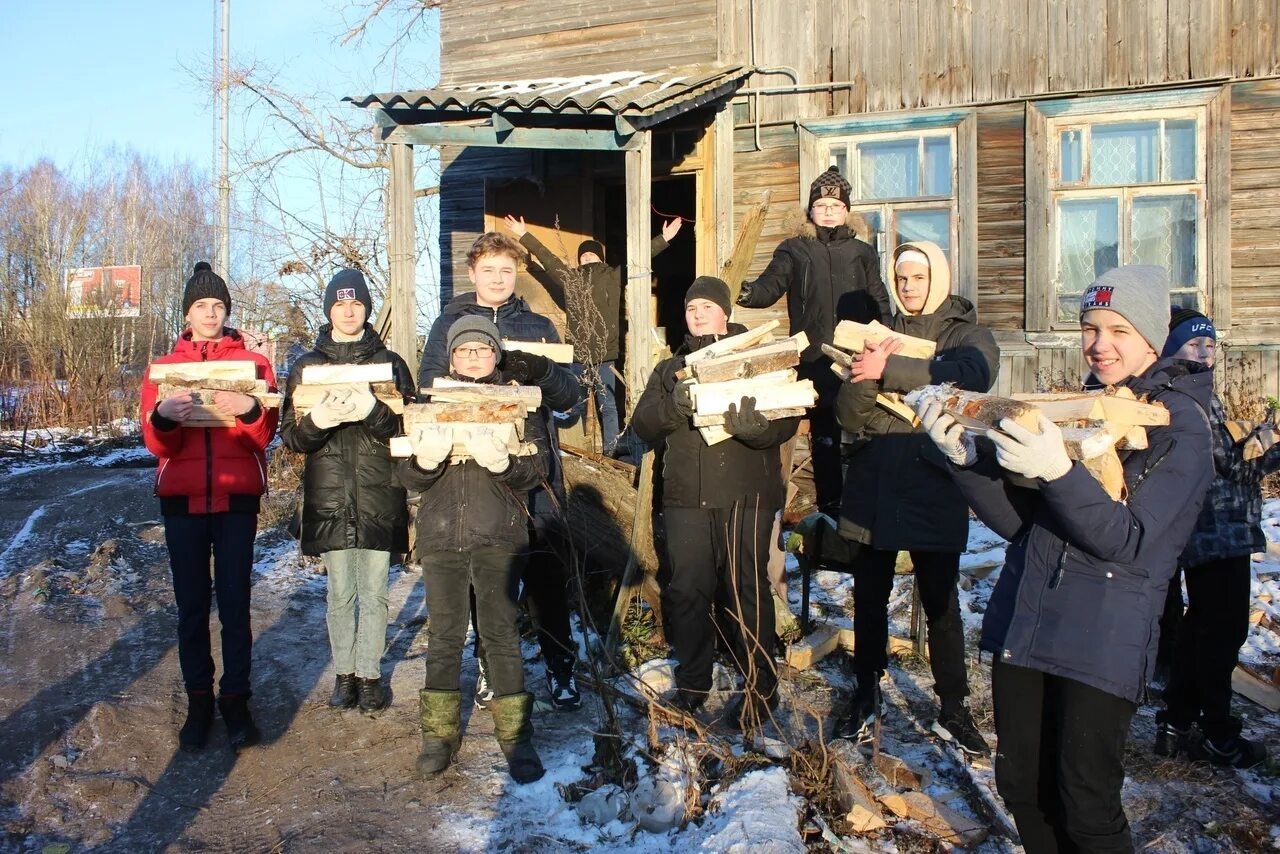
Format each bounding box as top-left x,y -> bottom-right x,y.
323,268 -> 373,321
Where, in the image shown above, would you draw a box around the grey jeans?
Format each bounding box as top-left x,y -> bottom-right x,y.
322,549 -> 391,679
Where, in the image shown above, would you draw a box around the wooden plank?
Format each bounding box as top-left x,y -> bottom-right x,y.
691,379 -> 816,416
784,625 -> 840,670
1232,664 -> 1280,712
692,407 -> 807,427
501,339 -> 574,363
148,361 -> 257,383
1025,104 -> 1051,331
688,338 -> 803,383
301,362 -> 394,385
380,122 -> 644,152
683,319 -> 780,365
623,131 -> 653,414
832,320 -> 937,359
1208,85 -> 1232,326
388,142 -> 417,375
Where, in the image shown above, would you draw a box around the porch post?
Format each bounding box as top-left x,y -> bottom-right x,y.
388,142 -> 418,375
623,130 -> 653,414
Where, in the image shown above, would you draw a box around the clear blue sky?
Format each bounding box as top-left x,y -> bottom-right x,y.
0,0 -> 438,172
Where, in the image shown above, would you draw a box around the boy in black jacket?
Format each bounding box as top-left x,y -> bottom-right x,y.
281,270 -> 415,714
633,277 -> 799,727
400,316 -> 549,784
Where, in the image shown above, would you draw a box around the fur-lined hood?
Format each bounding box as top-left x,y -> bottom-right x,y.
889,240 -> 951,316
784,208 -> 874,243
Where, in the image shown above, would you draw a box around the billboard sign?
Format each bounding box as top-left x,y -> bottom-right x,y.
65,265 -> 142,318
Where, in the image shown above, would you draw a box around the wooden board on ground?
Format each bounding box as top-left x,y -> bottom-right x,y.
828,740 -> 889,834
833,320 -> 936,360
301,362 -> 393,385
784,625 -> 840,670
148,361 -> 258,384
1232,664 -> 1280,711
837,627 -> 916,658
502,339 -> 573,363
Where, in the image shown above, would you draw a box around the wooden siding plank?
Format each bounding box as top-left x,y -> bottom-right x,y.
976,104 -> 1026,331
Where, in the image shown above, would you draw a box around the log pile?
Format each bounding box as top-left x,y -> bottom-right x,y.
389,377 -> 542,460
291,362 -> 404,418
676,321 -> 816,445
904,384 -> 1170,499
824,320 -> 938,423
150,361 -> 281,427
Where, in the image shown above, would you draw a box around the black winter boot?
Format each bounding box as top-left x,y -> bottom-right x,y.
1154,711 -> 1195,758
218,694 -> 261,752
178,691 -> 215,752
329,674 -> 358,709
491,692 -> 545,784
416,690 -> 462,778
834,672 -> 881,742
357,677 -> 388,712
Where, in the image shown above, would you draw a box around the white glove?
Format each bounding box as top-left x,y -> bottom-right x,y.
309,395 -> 356,430
987,414 -> 1073,481
411,425 -> 452,470
464,429 -> 512,474
348,384 -> 377,421
918,400 -> 976,467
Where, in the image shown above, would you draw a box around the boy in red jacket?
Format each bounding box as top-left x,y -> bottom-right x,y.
140,262 -> 279,753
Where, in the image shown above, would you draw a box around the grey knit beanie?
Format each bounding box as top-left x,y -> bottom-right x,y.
1079,265 -> 1171,354
447,315 -> 503,355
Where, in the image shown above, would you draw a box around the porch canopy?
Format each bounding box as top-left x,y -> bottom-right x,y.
346,63 -> 752,400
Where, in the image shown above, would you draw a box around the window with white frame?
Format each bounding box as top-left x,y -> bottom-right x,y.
1049,109 -> 1206,323
826,129 -> 958,283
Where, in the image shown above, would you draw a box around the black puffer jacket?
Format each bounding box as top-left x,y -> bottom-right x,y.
280,324 -> 416,556
738,222 -> 891,406
520,232 -> 668,364
397,371 -> 550,554
632,324 -> 799,510
835,294 -> 998,552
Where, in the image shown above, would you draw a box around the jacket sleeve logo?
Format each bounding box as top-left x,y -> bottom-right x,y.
1081,284 -> 1114,309
336,287 -> 357,301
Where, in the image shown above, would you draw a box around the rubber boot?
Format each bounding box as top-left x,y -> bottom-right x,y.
178,691 -> 215,752
416,689 -> 462,778
490,692 -> 545,784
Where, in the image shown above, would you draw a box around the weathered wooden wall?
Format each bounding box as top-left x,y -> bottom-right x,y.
974,104 -> 1025,332
440,0 -> 719,84
1229,78 -> 1280,339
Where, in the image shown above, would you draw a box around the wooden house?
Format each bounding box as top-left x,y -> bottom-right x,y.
351,0 -> 1280,408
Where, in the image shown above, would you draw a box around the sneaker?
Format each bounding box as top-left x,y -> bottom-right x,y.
1189,734 -> 1267,768
546,658 -> 582,711
932,706 -> 989,756
357,677 -> 388,713
834,685 -> 879,742
1153,712 -> 1195,757
329,674 -> 358,709
474,659 -> 494,711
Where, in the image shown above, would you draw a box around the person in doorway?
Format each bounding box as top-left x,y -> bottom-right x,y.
503,214 -> 682,456
1154,307 -> 1272,768
280,269 -> 415,714
400,316 -> 549,784
918,265 -> 1214,853
633,276 -> 799,728
736,166 -> 891,514
140,262 -> 279,753
420,232 -> 585,711
832,241 -> 997,754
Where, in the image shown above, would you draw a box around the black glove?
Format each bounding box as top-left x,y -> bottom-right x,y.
501,349 -> 550,385
657,357 -> 686,392
722,396 -> 769,441
735,282 -> 753,307
671,381 -> 694,417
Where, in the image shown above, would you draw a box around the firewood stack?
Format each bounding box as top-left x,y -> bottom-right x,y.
150,362 -> 281,427
822,320 -> 940,423
389,377 -> 542,461
674,320 -> 816,445
291,362 -> 405,417
904,384 -> 1170,499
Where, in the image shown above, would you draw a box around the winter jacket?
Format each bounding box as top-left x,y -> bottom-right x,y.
520,232 -> 668,365
835,265 -> 998,552
951,359 -> 1214,703
1180,393 -> 1280,567
141,327 -> 278,515
632,324 -> 799,510
280,324 -> 416,556
737,221 -> 891,407
397,371 -> 550,554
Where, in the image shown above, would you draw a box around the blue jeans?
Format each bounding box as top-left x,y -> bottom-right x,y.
322,548 -> 391,679
572,360 -> 620,454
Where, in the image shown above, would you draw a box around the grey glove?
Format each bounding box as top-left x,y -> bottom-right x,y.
918,400 -> 977,467
463,429 -> 512,474
411,425 -> 452,470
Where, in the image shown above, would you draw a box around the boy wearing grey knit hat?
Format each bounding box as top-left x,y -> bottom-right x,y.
1078,264 -> 1170,387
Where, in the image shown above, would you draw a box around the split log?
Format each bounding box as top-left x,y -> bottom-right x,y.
403,401 -> 527,425
722,191 -> 772,301
1060,424 -> 1122,460
829,740 -> 889,834
837,627 -> 916,658
301,362 -> 393,385
389,423 -> 536,460
833,320 -> 936,360
147,361 -> 257,383
686,334 -> 807,384
502,339 -> 574,363
691,378 -> 816,417
159,377 -> 260,393
784,625 -> 840,670
682,320 -> 779,366
290,382 -> 405,416
872,753 -> 930,791
423,379 -> 542,411
1011,390 -> 1169,428
895,791 -> 989,846
692,407 -> 807,428
904,386 -> 1040,433
1232,663 -> 1280,712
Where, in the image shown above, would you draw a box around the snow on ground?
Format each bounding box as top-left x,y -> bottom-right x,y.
0,419 -> 144,476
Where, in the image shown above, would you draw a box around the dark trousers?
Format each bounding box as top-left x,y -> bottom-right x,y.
572,360 -> 620,454
809,407 -> 843,515
992,661 -> 1137,854
1163,555 -> 1253,743
424,547 -> 526,696
163,512 -> 257,696
852,548 -> 968,702
661,503 -> 778,703
471,534 -> 576,671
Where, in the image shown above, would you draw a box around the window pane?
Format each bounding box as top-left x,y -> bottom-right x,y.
895,208 -> 951,256
1131,194 -> 1198,292
858,139 -> 919,199
830,146 -> 848,177
1057,197 -> 1119,321
854,208 -> 884,253
1059,129 -> 1084,183
1164,119 -> 1197,182
1090,121 -> 1159,185
923,136 -> 952,195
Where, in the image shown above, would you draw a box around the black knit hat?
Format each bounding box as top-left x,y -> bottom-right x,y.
182,262 -> 231,316
577,239 -> 606,264
684,276 -> 732,317
808,166 -> 852,209
324,268 -> 373,320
